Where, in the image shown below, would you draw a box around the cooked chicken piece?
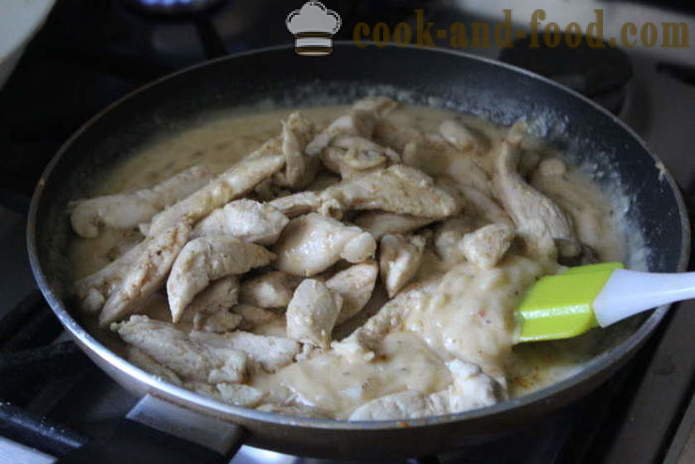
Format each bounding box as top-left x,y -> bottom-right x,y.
239,271 -> 301,308
460,224 -> 515,269
439,120 -> 484,153
273,112 -> 319,189
348,359 -> 501,421
306,97 -> 396,157
457,185 -> 513,227
320,165 -> 459,219
232,304 -> 279,330
340,231 -> 378,264
105,229 -> 143,261
75,241 -> 145,314
493,127 -> 579,259
192,199 -> 289,245
403,135 -> 494,196
444,359 -> 502,412
352,212 -> 432,240
373,119 -> 423,153
98,223 -> 190,327
183,275 -> 239,317
256,402 -> 331,418
192,310 -> 243,333
433,217 -> 475,263
531,158 -> 617,261
320,137 -> 398,179
177,276 -> 241,332
70,165 -> 211,238
273,213 -> 376,276
145,149 -> 285,236
253,178 -> 290,202
125,346 -> 183,386
286,279 -> 343,349
216,383 -> 266,407
113,315 -> 248,384
189,330 -> 300,373
325,262 -> 378,324
379,234 -> 426,298
351,96 -> 398,116
349,390 -> 449,421
306,111 -> 376,156
306,173 -> 341,191
268,191 -> 322,218
167,236 -> 275,322
332,278 -> 441,362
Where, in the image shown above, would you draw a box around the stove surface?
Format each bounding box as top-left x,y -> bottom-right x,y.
1,1 -> 694,463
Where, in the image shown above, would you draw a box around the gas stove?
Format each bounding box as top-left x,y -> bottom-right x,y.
1,1 -> 695,463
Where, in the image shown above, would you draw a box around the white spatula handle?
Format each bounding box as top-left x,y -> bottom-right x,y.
593,269 -> 695,327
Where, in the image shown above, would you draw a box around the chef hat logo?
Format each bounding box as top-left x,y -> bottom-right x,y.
286,1 -> 342,56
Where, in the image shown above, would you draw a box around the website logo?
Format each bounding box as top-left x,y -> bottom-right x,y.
286,1 -> 342,56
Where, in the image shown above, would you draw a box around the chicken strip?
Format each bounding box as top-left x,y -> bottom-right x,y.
273,112 -> 319,189
348,359 -> 500,420
325,261 -> 379,324
113,315 -> 248,384
306,100 -> 385,157
268,191 -> 321,218
192,310 -> 243,334
192,199 -> 289,245
273,213 -> 376,276
531,158 -> 619,261
75,241 -> 145,314
373,119 -> 423,153
321,136 -> 400,179
351,96 -> 398,116
216,383 -> 266,407
70,165 -> 211,238
457,185 -> 513,227
239,271 -> 301,308
286,279 -> 343,349
320,165 -> 459,219
232,304 -> 279,330
403,135 -> 494,196
332,277 -> 442,362
184,275 -> 239,316
125,346 -> 183,386
439,120 -> 485,153
167,236 -> 275,322
460,223 -> 515,269
493,127 -> 579,259
98,223 -> 190,327
189,330 -> 300,373
433,217 -> 476,263
444,359 -> 503,412
349,390 -> 449,421
178,275 -> 242,332
353,211 -> 433,240
379,234 -> 426,298
145,149 -> 285,236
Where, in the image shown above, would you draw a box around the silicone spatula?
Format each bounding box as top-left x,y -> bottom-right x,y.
516,262 -> 695,343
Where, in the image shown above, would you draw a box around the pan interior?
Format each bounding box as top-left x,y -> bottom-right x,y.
30,45 -> 688,426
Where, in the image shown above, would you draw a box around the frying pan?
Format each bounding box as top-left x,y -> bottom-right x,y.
27,43 -> 690,463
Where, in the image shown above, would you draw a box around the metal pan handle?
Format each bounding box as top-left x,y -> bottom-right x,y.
58,394 -> 245,464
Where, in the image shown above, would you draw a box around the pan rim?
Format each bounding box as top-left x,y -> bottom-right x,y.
27,41 -> 691,431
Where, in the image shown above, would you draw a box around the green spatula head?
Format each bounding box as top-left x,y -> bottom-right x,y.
516,262 -> 624,343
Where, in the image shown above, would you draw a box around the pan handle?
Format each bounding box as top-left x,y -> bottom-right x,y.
58,394 -> 245,464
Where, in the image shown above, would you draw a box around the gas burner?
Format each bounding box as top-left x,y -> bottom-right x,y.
499,36 -> 633,115
122,0 -> 226,15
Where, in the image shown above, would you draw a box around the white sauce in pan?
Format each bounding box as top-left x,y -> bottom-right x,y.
69,104 -> 626,420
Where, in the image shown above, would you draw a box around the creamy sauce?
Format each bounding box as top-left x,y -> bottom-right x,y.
69,103 -> 626,417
